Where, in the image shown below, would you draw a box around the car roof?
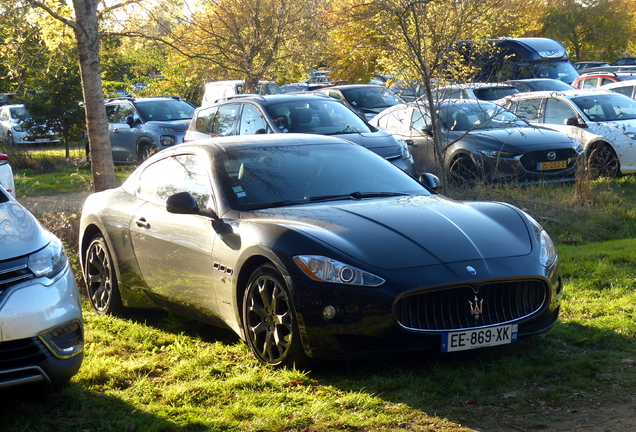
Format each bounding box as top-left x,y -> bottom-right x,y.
599,81 -> 636,89
315,84 -> 388,90
436,82 -> 517,89
2,104 -> 25,109
501,89 -> 616,100
164,132 -> 354,152
207,93 -> 332,106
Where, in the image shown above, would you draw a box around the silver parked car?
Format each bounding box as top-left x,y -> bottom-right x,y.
0,104 -> 60,146
0,188 -> 84,390
0,152 -> 15,198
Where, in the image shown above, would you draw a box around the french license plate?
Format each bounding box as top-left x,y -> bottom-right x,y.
538,160 -> 567,171
35,138 -> 49,143
441,324 -> 517,352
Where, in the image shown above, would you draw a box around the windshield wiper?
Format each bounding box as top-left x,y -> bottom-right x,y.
309,191 -> 409,202
267,199 -> 308,208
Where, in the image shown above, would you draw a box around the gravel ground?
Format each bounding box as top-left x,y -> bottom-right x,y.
17,191 -> 91,214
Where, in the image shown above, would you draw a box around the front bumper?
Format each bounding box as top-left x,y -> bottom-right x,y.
0,265 -> 84,388
291,255 -> 561,360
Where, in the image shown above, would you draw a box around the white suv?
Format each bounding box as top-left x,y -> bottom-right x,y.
0,188 -> 84,390
498,90 -> 636,177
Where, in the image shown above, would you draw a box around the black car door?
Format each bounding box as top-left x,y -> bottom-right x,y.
130,152 -> 221,318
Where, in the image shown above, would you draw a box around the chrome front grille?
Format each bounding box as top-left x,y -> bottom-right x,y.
0,256 -> 33,294
395,280 -> 547,332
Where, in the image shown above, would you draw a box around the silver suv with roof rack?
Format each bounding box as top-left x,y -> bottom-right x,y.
87,95 -> 196,164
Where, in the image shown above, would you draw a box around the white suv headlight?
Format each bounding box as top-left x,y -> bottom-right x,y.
28,235 -> 68,278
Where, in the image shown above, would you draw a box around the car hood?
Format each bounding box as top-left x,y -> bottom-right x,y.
452,126 -> 576,150
145,119 -> 191,131
589,119 -> 636,133
253,195 -> 532,270
0,199 -> 49,260
335,129 -> 402,156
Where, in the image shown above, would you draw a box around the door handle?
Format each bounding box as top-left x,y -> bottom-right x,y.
135,218 -> 150,229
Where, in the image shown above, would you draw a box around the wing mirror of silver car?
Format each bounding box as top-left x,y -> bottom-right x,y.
565,116 -> 587,128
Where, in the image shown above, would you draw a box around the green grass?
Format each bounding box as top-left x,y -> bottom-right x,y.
4,154 -> 636,431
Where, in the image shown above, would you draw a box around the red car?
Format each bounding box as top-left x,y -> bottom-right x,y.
572,71 -> 636,89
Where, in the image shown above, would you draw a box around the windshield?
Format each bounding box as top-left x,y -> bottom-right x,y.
438,102 -> 528,131
136,99 -> 195,121
218,142 -> 428,211
9,106 -> 30,120
527,60 -> 579,84
572,93 -> 636,122
266,99 -> 373,135
341,86 -> 404,109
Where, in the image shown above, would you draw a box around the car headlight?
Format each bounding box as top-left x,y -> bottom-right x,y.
13,122 -> 24,132
160,135 -> 177,146
524,213 -> 557,268
294,255 -> 385,286
28,235 -> 68,278
477,149 -> 518,159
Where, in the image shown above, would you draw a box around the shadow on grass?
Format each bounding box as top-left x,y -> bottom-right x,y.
0,382 -> 186,432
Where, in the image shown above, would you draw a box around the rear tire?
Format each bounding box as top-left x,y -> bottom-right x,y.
85,234 -> 124,315
242,264 -> 308,368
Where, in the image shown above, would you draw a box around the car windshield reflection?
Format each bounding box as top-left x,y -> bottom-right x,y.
439,102 -> 528,131
572,94 -> 636,122
218,143 -> 427,210
266,100 -> 371,135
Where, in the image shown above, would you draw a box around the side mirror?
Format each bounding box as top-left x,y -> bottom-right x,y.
421,125 -> 434,137
565,116 -> 585,127
166,191 -> 233,234
419,173 -> 439,192
125,115 -> 138,127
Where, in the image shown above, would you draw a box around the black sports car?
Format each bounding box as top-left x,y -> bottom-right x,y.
79,133 -> 562,368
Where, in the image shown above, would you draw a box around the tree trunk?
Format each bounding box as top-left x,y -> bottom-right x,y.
71,0 -> 117,192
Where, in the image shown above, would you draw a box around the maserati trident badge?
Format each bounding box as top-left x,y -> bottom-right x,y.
469,295 -> 483,320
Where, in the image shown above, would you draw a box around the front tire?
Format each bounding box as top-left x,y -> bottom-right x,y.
7,132 -> 15,147
138,143 -> 155,163
587,144 -> 620,178
242,264 -> 308,368
85,234 -> 124,315
449,154 -> 479,187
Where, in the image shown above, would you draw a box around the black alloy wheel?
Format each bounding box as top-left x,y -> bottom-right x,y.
242,264 -> 308,368
587,145 -> 620,178
449,154 -> 479,187
85,234 -> 124,315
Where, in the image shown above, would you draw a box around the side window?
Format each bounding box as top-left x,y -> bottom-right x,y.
212,104 -> 239,136
239,104 -> 268,135
610,86 -> 633,98
544,99 -> 576,125
195,107 -> 218,134
139,154 -> 212,209
385,107 -> 409,132
116,103 -> 135,123
411,107 -> 431,131
580,78 -> 598,89
514,98 -> 542,122
601,78 -> 616,86
445,89 -> 463,99
106,105 -> 117,123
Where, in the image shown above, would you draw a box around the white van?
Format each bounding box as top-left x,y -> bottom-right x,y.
201,80 -> 282,107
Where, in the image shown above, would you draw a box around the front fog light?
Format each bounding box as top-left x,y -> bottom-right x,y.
39,320 -> 84,359
323,305 -> 344,321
